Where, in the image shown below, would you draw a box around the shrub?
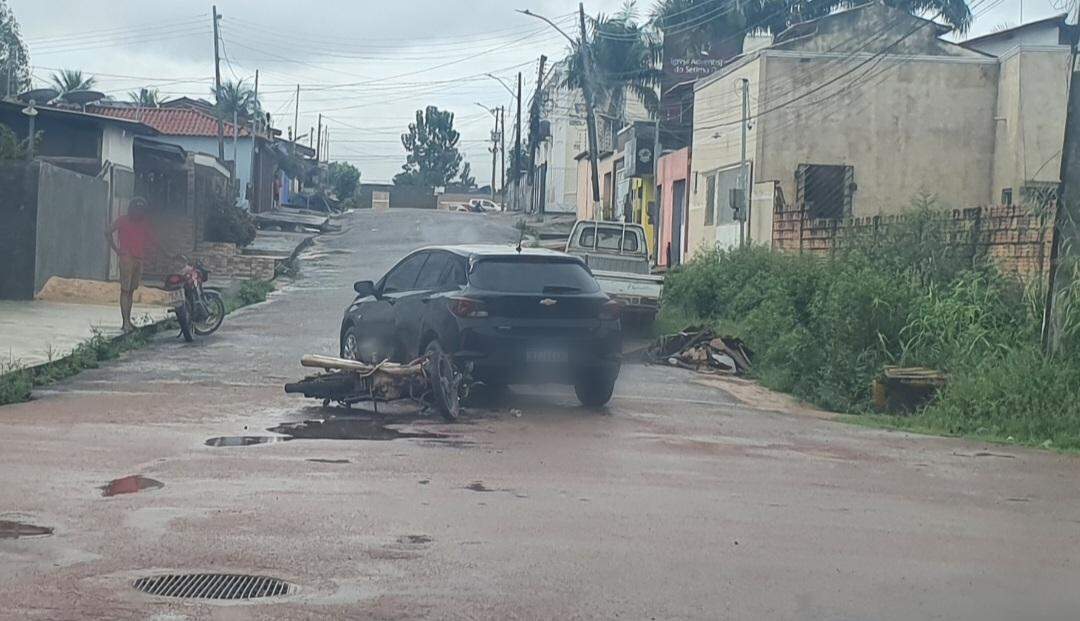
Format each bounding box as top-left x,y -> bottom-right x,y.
205,200 -> 257,247
915,346 -> 1080,448
0,363 -> 32,405
660,200 -> 1080,444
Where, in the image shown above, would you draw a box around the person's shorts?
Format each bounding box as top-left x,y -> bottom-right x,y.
119,255 -> 143,293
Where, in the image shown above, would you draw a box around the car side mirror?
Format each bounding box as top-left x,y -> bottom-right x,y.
353,280 -> 377,298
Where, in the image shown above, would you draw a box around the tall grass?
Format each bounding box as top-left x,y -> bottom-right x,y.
661,203 -> 1080,447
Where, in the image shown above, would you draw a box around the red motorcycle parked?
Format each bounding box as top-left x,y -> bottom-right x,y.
163,256 -> 225,342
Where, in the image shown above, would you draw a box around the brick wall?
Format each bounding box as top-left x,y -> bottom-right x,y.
193,242 -> 277,281
772,204 -> 1054,280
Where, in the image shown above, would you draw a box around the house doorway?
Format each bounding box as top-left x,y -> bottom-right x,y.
671,179 -> 686,266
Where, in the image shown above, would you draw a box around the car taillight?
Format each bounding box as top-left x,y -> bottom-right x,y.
448,296 -> 488,318
599,299 -> 621,321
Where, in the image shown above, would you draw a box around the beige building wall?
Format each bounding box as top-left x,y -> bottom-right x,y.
755,53 -> 998,224
990,47 -> 1070,204
690,48 -> 999,260
687,58 -> 763,259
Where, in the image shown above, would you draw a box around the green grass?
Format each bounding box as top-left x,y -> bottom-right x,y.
659,198 -> 1080,449
224,279 -> 276,313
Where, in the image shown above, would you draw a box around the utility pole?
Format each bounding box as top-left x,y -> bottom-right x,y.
500,106 -> 506,206
249,69 -> 259,210
490,108 -> 498,202
738,77 -> 750,248
212,5 -> 224,160
515,71 -> 522,212
292,84 -> 300,157
1043,5 -> 1080,352
232,108 -> 239,187
528,55 -> 548,215
316,113 -> 323,162
578,3 -> 602,220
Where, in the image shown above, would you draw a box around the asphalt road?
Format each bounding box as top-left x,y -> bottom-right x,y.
2,209 -> 1080,620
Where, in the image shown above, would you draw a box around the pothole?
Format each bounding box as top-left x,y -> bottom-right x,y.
0,520 -> 53,539
101,475 -> 164,497
205,436 -> 290,447
133,573 -> 291,600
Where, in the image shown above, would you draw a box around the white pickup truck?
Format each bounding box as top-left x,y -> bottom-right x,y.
564,221 -> 664,325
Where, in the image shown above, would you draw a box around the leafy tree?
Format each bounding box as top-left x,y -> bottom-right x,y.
49,69 -> 95,95
393,105 -> 463,187
649,0 -> 973,62
0,0 -> 29,98
505,144 -> 528,183
212,79 -> 261,122
455,162 -> 476,190
562,3 -> 662,121
326,161 -> 361,199
128,87 -> 161,107
0,121 -> 38,159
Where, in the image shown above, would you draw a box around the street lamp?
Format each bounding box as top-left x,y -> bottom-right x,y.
484,73 -> 517,99
519,4 -> 603,216
21,99 -> 37,161
517,9 -> 576,45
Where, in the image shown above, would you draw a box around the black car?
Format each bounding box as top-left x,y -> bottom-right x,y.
340,245 -> 622,407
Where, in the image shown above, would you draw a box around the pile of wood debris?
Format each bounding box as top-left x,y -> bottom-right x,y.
645,327 -> 753,375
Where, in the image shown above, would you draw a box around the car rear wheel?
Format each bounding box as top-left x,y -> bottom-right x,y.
574,372 -> 617,408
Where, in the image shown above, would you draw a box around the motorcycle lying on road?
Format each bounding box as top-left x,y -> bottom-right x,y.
163,256 -> 225,342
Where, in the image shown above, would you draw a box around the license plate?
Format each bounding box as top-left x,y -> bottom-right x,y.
526,345 -> 568,364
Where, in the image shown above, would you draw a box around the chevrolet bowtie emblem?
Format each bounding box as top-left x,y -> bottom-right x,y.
539,298 -> 558,306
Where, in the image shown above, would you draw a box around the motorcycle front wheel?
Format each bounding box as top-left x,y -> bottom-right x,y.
193,290 -> 225,336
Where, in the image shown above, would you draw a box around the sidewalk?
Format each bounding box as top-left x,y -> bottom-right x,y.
0,300 -> 169,368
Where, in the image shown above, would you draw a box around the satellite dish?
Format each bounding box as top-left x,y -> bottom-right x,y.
62,89 -> 106,107
17,88 -> 59,104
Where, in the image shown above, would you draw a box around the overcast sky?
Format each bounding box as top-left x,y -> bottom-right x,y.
9,0 -> 1063,184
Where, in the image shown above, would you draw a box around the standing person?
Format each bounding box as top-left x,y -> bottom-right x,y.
105,197 -> 162,332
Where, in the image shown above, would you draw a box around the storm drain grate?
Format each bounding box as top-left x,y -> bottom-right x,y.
133,573 -> 290,600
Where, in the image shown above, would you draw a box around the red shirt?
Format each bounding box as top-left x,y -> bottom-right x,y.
115,215 -> 157,259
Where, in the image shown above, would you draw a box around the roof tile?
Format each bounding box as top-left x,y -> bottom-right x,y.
90,106 -> 250,138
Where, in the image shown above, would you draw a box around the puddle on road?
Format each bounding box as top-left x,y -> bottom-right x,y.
0,520 -> 53,539
100,475 -> 164,497
267,418 -> 450,442
306,458 -> 351,464
205,436 -> 291,447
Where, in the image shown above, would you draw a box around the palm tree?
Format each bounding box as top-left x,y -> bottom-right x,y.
562,2 -> 663,122
212,79 -> 261,123
128,87 -> 161,107
49,69 -> 96,95
650,0 -> 973,62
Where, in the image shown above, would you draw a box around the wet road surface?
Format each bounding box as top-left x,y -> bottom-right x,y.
2,209 -> 1080,619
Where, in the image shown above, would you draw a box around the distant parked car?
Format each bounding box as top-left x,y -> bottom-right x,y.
340,245 -> 622,407
469,198 -> 500,213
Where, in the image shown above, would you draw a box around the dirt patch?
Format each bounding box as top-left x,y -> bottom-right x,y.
691,376 -> 837,420
36,276 -> 171,306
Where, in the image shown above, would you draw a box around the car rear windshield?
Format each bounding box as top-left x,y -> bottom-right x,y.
469,258 -> 600,294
